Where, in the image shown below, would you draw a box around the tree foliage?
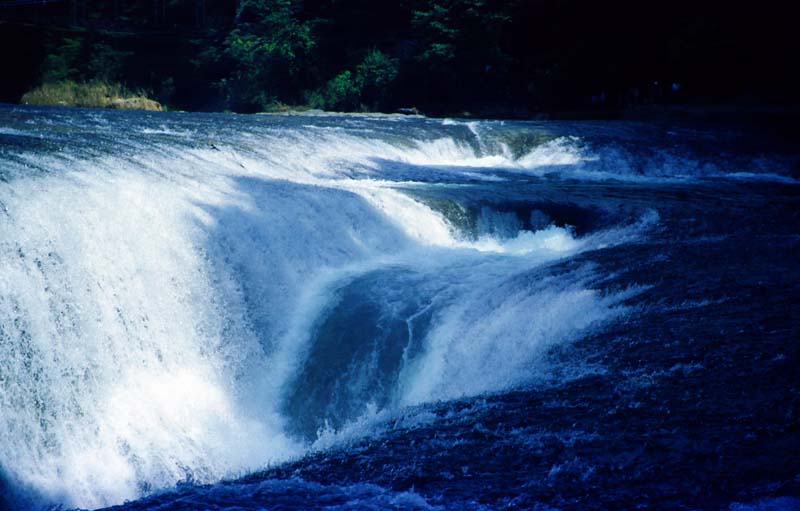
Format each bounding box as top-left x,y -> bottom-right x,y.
222,0 -> 315,110
410,0 -> 514,109
309,49 -> 398,111
3,0 -> 797,114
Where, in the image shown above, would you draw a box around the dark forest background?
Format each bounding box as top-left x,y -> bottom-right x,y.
0,0 -> 797,116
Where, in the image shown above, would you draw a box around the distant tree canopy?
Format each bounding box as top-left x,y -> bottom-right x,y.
0,0 -> 797,115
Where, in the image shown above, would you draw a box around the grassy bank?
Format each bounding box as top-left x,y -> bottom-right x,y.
21,81 -> 163,111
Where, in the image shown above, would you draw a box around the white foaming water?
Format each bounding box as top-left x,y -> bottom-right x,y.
469,225 -> 582,255
397,273 -> 640,406
0,166 -> 305,508
0,114 -> 645,509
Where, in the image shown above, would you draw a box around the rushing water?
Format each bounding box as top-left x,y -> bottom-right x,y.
0,105 -> 798,511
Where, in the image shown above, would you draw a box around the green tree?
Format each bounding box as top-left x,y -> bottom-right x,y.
88,43 -> 133,82
318,70 -> 360,111
310,49 -> 397,112
41,37 -> 85,82
222,0 -> 315,111
356,49 -> 398,109
411,0 -> 514,109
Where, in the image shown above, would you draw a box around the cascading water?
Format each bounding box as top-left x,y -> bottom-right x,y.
1,106 -> 798,511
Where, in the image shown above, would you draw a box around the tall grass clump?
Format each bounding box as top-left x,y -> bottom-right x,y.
21,81 -> 163,111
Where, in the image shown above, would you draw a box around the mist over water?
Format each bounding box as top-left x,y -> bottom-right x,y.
0,106 -> 798,511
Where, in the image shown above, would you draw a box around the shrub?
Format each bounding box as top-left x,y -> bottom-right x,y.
356,49 -> 398,109
312,50 -> 398,112
321,71 -> 361,111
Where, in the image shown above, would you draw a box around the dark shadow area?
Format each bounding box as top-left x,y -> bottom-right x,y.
0,470 -> 44,511
283,268 -> 436,440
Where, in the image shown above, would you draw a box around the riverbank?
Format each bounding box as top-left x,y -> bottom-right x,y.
8,97 -> 800,129
20,81 -> 163,111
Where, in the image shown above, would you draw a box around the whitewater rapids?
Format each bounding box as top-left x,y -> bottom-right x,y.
1,106 -> 798,511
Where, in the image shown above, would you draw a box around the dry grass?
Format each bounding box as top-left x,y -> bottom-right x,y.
21,81 -> 163,111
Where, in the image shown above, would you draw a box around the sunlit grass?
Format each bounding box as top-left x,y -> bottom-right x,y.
21,81 -> 163,111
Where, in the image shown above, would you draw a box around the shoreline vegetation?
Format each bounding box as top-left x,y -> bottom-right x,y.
2,1 -> 795,119
13,90 -> 800,125
21,80 -> 163,111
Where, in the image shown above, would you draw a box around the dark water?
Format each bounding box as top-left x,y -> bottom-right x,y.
0,105 -> 798,510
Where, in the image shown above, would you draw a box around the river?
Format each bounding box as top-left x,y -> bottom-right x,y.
0,105 -> 798,510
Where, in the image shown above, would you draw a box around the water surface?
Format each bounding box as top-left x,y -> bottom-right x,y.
0,105 -> 798,511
